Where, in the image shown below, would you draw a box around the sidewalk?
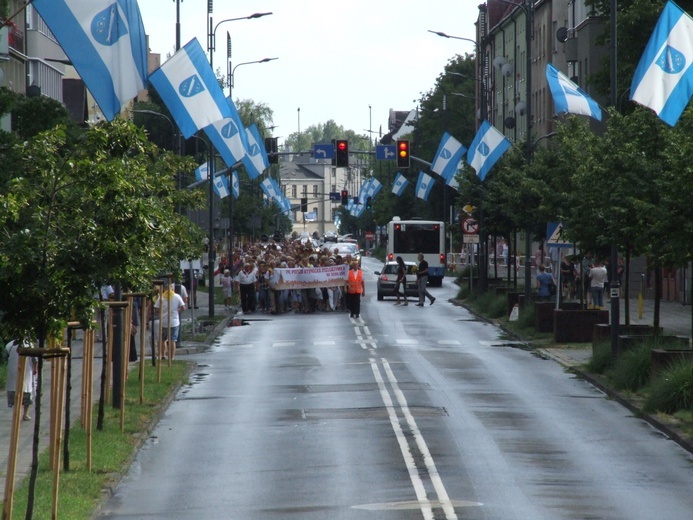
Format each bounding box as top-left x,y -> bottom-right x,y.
0,294 -> 231,502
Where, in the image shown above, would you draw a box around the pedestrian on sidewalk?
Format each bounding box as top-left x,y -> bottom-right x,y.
536,264 -> 556,301
589,259 -> 608,308
5,339 -> 37,421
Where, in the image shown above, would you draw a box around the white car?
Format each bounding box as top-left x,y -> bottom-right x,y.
375,261 -> 418,301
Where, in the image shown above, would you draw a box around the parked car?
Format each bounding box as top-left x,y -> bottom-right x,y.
331,242 -> 362,266
375,261 -> 418,301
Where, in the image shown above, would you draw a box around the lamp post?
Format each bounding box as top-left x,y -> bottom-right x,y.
229,57 -> 278,98
204,7 -> 270,316
208,10 -> 272,69
132,109 -> 177,153
430,29 -> 488,291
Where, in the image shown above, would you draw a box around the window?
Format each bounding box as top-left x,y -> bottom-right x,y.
302,185 -> 307,196
313,185 -> 318,197
291,185 -> 297,198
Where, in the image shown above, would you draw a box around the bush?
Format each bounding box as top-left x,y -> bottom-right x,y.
610,342 -> 653,392
517,302 -> 535,329
588,341 -> 613,374
644,359 -> 693,414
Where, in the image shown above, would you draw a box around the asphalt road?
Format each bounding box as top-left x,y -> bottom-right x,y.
97,257 -> 693,520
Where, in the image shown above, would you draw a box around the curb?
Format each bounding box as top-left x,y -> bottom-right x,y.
453,299 -> 693,457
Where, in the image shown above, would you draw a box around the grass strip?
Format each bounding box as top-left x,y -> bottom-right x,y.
8,361 -> 190,520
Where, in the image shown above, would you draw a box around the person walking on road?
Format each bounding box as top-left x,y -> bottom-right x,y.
416,253 -> 436,307
394,256 -> 409,306
346,260 -> 365,318
154,282 -> 186,360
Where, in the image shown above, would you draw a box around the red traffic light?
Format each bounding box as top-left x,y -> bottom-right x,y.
337,141 -> 347,151
335,139 -> 349,167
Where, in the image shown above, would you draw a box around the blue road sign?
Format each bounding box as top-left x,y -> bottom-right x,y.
329,192 -> 340,201
314,144 -> 334,159
546,222 -> 573,248
376,145 -> 396,160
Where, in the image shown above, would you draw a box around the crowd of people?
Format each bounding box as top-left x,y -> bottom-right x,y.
218,240 -> 364,317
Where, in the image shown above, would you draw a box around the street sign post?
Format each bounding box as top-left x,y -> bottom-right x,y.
546,222 -> 573,248
461,217 -> 479,234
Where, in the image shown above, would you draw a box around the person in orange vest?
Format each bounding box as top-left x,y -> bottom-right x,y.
346,260 -> 365,319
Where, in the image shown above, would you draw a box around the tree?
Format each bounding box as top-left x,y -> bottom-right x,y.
0,118 -> 202,515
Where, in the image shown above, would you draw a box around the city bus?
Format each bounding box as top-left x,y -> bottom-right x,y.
386,217 -> 446,286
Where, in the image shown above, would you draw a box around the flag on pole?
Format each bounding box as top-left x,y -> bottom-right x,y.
231,171 -> 240,199
431,132 -> 467,182
630,1 -> 693,126
366,178 -> 383,198
149,38 -> 232,138
392,173 -> 409,196
32,0 -> 148,122
260,177 -> 279,200
243,124 -> 269,179
204,117 -> 248,170
546,63 -> 602,120
213,173 -> 230,199
194,163 -> 208,182
415,172 -> 434,201
467,121 -> 512,181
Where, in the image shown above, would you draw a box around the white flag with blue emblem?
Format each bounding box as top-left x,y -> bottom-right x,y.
431,132 -> 467,182
260,177 -> 277,200
392,173 -> 409,196
194,163 -> 208,182
630,1 -> 693,126
149,38 -> 232,139
415,172 -> 434,201
32,0 -> 148,122
231,171 -> 240,199
546,63 -> 602,120
213,173 -> 230,199
467,121 -> 512,181
366,178 -> 383,198
243,124 -> 269,180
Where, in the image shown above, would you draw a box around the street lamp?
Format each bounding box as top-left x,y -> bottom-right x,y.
131,110 -> 177,153
229,57 -> 279,97
430,28 -> 490,291
208,11 -> 272,68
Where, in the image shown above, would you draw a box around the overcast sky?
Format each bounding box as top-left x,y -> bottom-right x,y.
138,0 -> 479,146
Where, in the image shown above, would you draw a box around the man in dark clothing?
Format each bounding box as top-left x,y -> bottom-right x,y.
416,253 -> 436,307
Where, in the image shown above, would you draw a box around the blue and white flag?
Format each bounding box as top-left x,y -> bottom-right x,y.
149,38 -> 232,138
358,178 -> 372,204
366,178 -> 383,198
194,163 -> 208,182
32,0 -> 148,122
231,171 -> 240,199
415,172 -> 435,201
392,172 -> 409,196
546,63 -> 602,120
431,132 -> 467,182
630,1 -> 693,126
213,173 -> 230,199
243,124 -> 269,180
260,177 -> 279,201
205,120 -> 247,170
467,121 -> 512,181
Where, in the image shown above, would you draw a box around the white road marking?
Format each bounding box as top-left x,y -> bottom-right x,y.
271,341 -> 295,347
314,341 -> 336,346
396,339 -> 418,345
438,340 -> 461,345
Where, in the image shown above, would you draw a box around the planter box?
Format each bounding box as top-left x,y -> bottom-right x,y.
554,309 -> 609,343
650,348 -> 693,380
619,335 -> 690,353
534,303 -> 589,333
592,324 -> 662,352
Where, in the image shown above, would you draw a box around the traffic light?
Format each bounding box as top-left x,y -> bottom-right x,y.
300,197 -> 308,212
366,196 -> 372,210
264,137 -> 279,164
335,139 -> 349,167
396,139 -> 410,168
341,190 -> 349,205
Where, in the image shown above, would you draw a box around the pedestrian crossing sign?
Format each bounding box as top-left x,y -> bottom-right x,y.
546,222 -> 573,248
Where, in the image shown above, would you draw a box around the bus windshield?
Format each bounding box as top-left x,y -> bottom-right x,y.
392,223 -> 441,254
